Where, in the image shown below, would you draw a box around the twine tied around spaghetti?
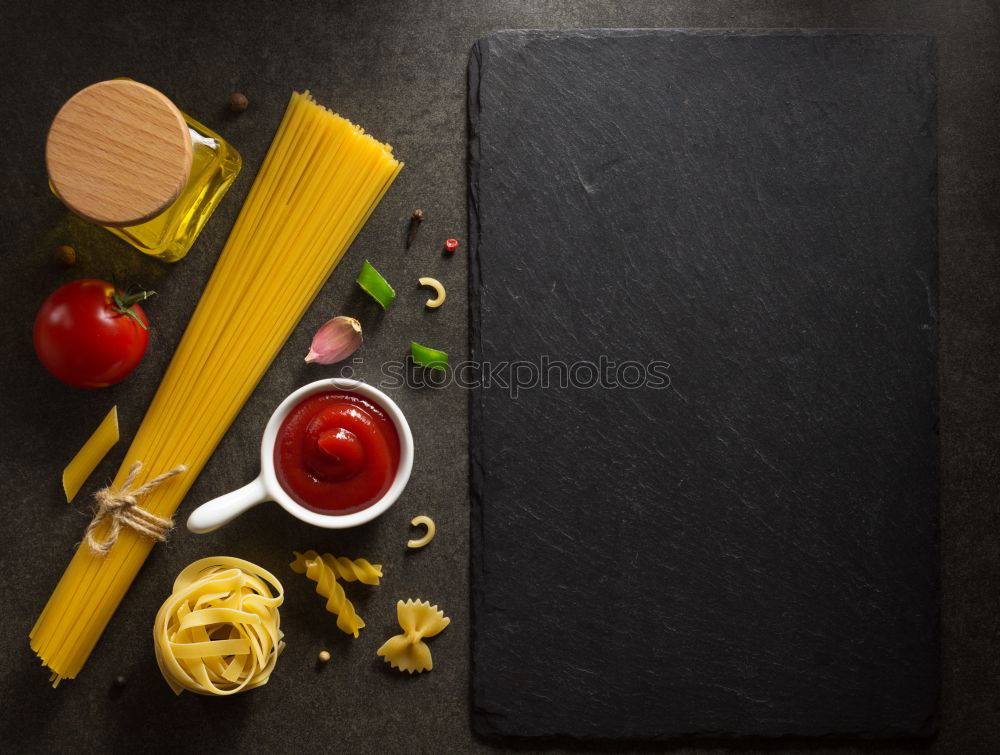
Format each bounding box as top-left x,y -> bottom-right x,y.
84,461 -> 187,557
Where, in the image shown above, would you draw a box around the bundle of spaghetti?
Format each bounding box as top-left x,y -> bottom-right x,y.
30,91 -> 402,685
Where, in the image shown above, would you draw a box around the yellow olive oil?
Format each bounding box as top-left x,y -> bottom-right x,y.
47,79 -> 241,263
109,113 -> 241,262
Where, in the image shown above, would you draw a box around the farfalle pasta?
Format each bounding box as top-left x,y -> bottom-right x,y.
290,550 -> 381,637
377,599 -> 450,673
153,557 -> 284,696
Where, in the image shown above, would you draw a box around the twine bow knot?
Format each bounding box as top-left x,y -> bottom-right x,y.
84,461 -> 187,556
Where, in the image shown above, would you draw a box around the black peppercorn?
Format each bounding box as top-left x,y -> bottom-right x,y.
229,92 -> 249,113
55,244 -> 76,267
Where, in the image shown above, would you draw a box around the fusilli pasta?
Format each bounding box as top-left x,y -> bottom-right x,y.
290,550 -> 382,637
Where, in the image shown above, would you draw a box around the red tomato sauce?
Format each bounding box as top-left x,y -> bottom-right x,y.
274,391 -> 400,515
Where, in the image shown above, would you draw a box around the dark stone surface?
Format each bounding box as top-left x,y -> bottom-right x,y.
0,2 -> 998,754
469,29 -> 938,739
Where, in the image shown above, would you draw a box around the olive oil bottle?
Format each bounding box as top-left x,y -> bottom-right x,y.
46,79 -> 241,262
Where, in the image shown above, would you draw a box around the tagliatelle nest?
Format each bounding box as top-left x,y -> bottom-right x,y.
153,557 -> 284,696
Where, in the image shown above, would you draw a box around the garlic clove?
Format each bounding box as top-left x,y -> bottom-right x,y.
305,316 -> 363,364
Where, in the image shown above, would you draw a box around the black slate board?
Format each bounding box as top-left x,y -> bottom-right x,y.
468,29 -> 938,739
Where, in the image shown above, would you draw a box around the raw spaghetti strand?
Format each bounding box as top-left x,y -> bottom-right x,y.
30,92 -> 402,685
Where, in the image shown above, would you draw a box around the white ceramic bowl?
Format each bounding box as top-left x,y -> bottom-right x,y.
186,378 -> 413,533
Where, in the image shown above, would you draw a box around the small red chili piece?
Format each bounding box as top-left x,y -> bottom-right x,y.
444,238 -> 459,253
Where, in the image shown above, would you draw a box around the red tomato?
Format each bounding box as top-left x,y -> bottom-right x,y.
33,279 -> 151,388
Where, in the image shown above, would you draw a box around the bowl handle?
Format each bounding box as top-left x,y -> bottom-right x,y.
186,476 -> 269,534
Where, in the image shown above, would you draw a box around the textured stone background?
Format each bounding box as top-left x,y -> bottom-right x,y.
0,1 -> 996,753
470,28 -> 939,739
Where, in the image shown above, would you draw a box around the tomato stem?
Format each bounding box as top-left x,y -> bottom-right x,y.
112,289 -> 156,330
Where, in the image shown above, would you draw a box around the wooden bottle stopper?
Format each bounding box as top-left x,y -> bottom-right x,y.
46,79 -> 192,227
